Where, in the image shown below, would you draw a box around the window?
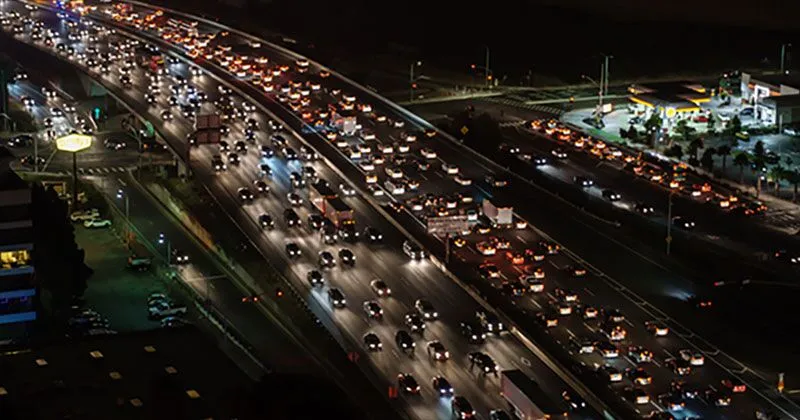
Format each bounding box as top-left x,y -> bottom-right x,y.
0,250 -> 30,268
0,297 -> 33,315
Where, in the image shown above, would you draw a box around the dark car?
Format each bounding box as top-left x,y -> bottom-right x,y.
307,270 -> 324,287
395,330 -> 415,354
258,213 -> 274,229
339,248 -> 356,266
328,288 -> 346,308
397,373 -> 420,395
237,188 -> 254,204
432,376 -> 454,397
452,396 -> 476,419
285,243 -> 301,258
404,313 -> 426,333
460,321 -> 486,344
363,332 -> 382,351
284,209 -> 301,227
364,226 -> 383,243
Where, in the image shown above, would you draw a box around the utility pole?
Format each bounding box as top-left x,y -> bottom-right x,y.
597,62 -> 605,117
33,134 -> 39,173
666,191 -> 674,256
445,233 -> 451,264
409,62 -> 414,103
780,43 -> 792,74
485,46 -> 490,88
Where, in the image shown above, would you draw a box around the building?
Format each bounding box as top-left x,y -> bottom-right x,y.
627,81 -> 711,121
741,72 -> 800,126
0,147 -> 36,340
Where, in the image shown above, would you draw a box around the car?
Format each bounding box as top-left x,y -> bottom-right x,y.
628,346 -> 654,363
704,388 -> 732,407
573,176 -> 593,188
476,310 -> 505,334
339,183 -> 356,196
598,364 -> 623,382
397,373 -> 420,394
323,288 -> 345,309
83,218 -> 112,228
227,153 -> 241,165
307,214 -> 325,231
287,192 -> 303,206
285,243 -> 302,258
721,377 -> 747,393
363,332 -> 382,351
237,188 -> 254,204
634,202 -> 655,214
370,279 -> 391,297
673,216 -> 696,229
432,376 -> 454,397
468,352 -> 498,375
367,184 -> 384,196
171,249 -> 189,265
627,367 -> 652,385
70,208 -> 100,222
485,174 -> 509,187
442,163 -> 459,175
306,270 -> 325,287
665,358 -> 692,376
658,393 -> 686,412
645,321 -> 669,336
338,248 -> 356,266
427,340 -> 450,361
679,349 -> 705,366
551,148 -> 568,159
404,313 -> 426,333
253,180 -> 270,194
460,321 -> 486,344
255,212 -> 275,229
627,387 -> 650,405
395,330 -> 415,354
318,251 -> 336,268
403,241 -> 426,260
415,299 -> 438,320
452,396 -> 476,419
478,263 -> 500,279
7,134 -> 33,148
364,226 -> 383,243
363,300 -> 384,319
602,189 -> 621,201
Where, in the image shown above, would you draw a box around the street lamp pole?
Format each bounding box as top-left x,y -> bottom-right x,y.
666,191 -> 674,256
117,189 -> 130,244
484,46 -> 491,88
71,151 -> 78,208
158,233 -> 171,266
781,43 -> 792,74
409,61 -> 422,103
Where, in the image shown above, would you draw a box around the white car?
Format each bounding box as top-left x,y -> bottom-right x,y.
380,144 -> 394,155
367,184 -> 384,196
421,148 -> 437,159
679,349 -> 704,366
385,166 -> 403,179
70,208 -> 100,222
357,143 -> 372,154
454,175 -> 472,186
83,218 -> 112,228
347,147 -> 362,160
396,143 -> 410,153
339,184 -> 356,196
442,163 -> 459,175
358,160 -> 375,171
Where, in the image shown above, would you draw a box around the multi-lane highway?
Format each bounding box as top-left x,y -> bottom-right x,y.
5,1 -> 799,418
0,4 -> 606,419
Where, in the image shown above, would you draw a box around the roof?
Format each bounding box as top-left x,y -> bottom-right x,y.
750,73 -> 800,90
762,94 -> 800,108
0,326 -> 259,420
628,81 -> 710,108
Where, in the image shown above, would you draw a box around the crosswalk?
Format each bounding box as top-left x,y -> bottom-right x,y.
49,166 -> 133,176
481,97 -> 565,116
763,209 -> 800,230
498,121 -> 527,128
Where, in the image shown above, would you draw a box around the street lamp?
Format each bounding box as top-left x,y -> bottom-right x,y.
409,61 -> 423,103
157,232 -> 171,265
56,133 -> 92,209
781,43 -> 792,74
116,188 -> 130,244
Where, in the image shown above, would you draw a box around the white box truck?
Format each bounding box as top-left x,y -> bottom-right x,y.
482,199 -> 513,227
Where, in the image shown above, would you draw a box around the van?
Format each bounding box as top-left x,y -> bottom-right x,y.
403,240 -> 425,260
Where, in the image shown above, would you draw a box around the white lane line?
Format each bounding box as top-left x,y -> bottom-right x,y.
515,235 -> 528,244
583,287 -> 596,296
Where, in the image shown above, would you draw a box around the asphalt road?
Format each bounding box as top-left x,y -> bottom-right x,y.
9,1 -> 800,418
0,5 -> 604,419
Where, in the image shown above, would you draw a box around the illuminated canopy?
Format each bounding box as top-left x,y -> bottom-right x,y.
56,134 -> 93,152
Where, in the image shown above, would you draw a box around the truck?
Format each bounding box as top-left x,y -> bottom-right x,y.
482,199 -> 513,227
127,241 -> 152,271
194,114 -> 222,131
500,370 -> 568,420
331,109 -> 358,136
309,181 -> 354,226
188,129 -> 221,146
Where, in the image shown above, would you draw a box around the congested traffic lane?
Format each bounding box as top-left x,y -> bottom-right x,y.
4,6 -> 599,419
75,2 -> 800,416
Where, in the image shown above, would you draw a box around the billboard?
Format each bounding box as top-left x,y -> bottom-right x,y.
426,214 -> 470,235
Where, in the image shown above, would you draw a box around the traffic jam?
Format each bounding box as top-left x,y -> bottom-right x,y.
11,1 -> 772,418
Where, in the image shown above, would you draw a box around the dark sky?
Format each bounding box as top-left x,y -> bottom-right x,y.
533,0 -> 800,30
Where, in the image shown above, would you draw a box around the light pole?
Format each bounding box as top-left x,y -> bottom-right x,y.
666,191 -> 674,256
158,232 -> 171,266
409,61 -> 422,103
56,134 -> 92,210
781,43 -> 792,74
484,46 -> 490,88
581,74 -> 603,124
116,188 -> 130,244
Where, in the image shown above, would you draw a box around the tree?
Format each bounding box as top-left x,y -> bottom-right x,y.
730,115 -> 742,134
716,144 -> 732,174
785,155 -> 794,169
675,119 -> 695,143
752,140 -> 766,171
733,152 -> 750,183
643,112 -> 662,134
700,148 -> 716,172
687,138 -> 704,160
786,170 -> 800,201
769,165 -> 785,192
31,185 -> 93,324
706,112 -> 716,131
665,144 -> 684,159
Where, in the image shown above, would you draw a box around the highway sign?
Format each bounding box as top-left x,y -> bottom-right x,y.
460,126 -> 469,135
426,214 -> 470,234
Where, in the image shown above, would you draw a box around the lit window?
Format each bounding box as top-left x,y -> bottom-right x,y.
0,250 -> 30,267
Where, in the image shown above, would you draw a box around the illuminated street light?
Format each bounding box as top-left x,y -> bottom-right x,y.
55,133 -> 92,209
409,61 -> 423,103
117,188 -> 130,244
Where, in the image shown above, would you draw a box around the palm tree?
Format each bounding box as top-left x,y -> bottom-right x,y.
688,138 -> 704,160
787,170 -> 800,202
733,152 -> 750,184
769,165 -> 785,192
716,145 -> 732,174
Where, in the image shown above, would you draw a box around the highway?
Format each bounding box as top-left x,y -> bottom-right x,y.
0,4 -> 602,419
7,1 -> 800,418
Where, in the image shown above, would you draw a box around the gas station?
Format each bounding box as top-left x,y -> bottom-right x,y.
627,81 -> 712,125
